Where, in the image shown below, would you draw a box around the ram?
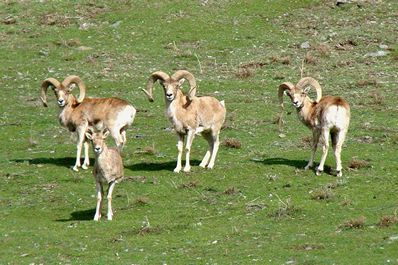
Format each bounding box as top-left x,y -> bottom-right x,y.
278,77 -> 350,177
85,126 -> 123,221
143,70 -> 226,173
40,75 -> 136,171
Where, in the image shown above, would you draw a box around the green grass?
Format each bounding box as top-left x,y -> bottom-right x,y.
1,0 -> 398,264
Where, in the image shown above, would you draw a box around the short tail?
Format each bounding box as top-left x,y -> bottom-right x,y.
220,100 -> 225,108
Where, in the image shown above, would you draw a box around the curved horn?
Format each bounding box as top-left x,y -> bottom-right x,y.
171,70 -> 197,99
277,82 -> 295,131
61,75 -> 86,103
296,77 -> 322,103
40,78 -> 61,107
143,71 -> 170,102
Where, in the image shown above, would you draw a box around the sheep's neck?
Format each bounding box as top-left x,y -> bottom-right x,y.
165,90 -> 191,133
58,95 -> 79,131
297,97 -> 316,128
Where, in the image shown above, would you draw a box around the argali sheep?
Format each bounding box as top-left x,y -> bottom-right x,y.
85,126 -> 123,221
278,77 -> 350,177
40,75 -> 136,171
143,70 -> 226,173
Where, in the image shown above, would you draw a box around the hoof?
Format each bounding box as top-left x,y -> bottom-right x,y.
82,164 -> 89,170
199,163 -> 207,168
72,166 -> 79,172
316,170 -> 323,176
336,170 -> 342,177
183,166 -> 191,172
93,215 -> 101,221
173,167 -> 181,173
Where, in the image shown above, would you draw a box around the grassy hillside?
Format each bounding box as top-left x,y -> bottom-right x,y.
1,0 -> 397,264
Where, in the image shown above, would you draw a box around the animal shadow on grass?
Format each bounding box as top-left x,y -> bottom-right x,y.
56,208 -> 96,222
127,159 -> 201,172
254,157 -> 334,175
12,157 -> 94,169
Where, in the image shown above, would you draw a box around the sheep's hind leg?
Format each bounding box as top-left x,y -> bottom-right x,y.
316,129 -> 330,176
199,133 -> 213,168
207,133 -> 220,169
305,130 -> 320,171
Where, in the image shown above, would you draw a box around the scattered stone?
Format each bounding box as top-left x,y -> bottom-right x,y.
300,41 -> 310,49
77,46 -> 93,51
365,50 -> 389,57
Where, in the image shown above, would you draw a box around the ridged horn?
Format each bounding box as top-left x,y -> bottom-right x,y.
277,82 -> 295,131
296,77 -> 322,103
143,71 -> 170,102
40,78 -> 61,107
171,70 -> 197,99
61,75 -> 86,103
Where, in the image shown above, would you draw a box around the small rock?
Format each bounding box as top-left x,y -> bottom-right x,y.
77,46 -> 93,51
379,44 -> 388,49
300,41 -> 310,49
365,50 -> 389,57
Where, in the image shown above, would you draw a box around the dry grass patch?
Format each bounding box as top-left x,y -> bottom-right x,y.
223,186 -> 240,195
311,186 -> 335,201
348,157 -> 371,170
222,138 -> 242,149
270,55 -> 291,65
304,52 -> 316,64
269,196 -> 298,219
179,181 -> 198,189
315,43 -> 331,57
235,67 -> 256,79
356,79 -> 378,87
135,196 -> 150,205
340,216 -> 366,230
378,215 -> 398,228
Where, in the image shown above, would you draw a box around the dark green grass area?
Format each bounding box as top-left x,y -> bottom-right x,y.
1,0 -> 398,264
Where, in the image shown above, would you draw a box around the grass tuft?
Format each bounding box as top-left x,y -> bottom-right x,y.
378,215 -> 398,228
179,181 -> 198,189
223,186 -> 240,195
311,186 -> 335,201
348,158 -> 371,170
340,216 -> 366,230
222,138 -> 242,149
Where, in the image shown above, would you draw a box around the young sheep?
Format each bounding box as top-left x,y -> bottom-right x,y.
85,127 -> 124,221
40,75 -> 136,171
143,70 -> 226,173
278,77 -> 350,177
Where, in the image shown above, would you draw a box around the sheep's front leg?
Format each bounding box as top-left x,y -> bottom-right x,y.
82,140 -> 90,170
94,182 -> 103,221
184,130 -> 195,172
316,128 -> 330,175
174,134 -> 184,173
106,181 -> 116,221
305,130 -> 320,171
73,129 -> 86,171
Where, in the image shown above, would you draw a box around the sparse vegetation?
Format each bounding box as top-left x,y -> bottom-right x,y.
1,0 -> 397,264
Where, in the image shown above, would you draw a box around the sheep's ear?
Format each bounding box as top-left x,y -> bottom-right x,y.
178,78 -> 185,87
103,130 -> 110,138
85,132 -> 92,140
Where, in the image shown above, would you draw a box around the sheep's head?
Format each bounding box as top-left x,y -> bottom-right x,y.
85,127 -> 110,155
143,70 -> 197,102
277,77 -> 322,130
40,75 -> 86,108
